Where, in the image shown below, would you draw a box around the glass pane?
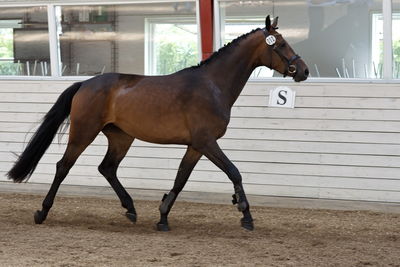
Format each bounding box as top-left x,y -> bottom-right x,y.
56,2 -> 198,76
149,21 -> 198,75
0,6 -> 50,76
218,0 -> 383,79
393,0 -> 400,79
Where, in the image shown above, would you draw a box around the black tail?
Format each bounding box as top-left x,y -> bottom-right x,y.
7,82 -> 82,182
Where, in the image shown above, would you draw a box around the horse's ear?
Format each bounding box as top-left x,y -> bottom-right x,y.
265,15 -> 271,31
272,16 -> 279,29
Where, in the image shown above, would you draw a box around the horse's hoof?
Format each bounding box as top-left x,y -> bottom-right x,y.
125,212 -> 137,223
34,210 -> 45,224
156,222 -> 170,232
241,218 -> 254,231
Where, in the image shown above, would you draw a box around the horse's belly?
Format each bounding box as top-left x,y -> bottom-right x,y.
112,82 -> 193,144
115,114 -> 191,144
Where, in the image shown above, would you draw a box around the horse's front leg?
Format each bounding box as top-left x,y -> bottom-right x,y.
197,140 -> 254,230
157,146 -> 202,231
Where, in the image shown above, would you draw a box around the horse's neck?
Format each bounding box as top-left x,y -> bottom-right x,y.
205,31 -> 263,106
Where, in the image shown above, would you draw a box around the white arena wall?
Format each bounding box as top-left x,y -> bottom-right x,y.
1,79 -> 400,203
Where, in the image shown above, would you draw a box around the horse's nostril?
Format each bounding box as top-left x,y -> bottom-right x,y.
304,68 -> 309,76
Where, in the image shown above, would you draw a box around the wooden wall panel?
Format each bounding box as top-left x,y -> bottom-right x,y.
1,80 -> 400,203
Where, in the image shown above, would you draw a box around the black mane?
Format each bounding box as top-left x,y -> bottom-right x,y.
191,28 -> 263,69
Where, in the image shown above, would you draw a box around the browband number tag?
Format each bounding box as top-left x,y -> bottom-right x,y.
265,35 -> 276,46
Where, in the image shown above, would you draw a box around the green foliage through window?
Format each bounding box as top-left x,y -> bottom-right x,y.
156,39 -> 198,74
152,23 -> 198,75
0,28 -> 13,58
394,40 -> 400,78
0,28 -> 17,75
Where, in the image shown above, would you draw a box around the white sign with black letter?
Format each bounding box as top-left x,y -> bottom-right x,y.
268,86 -> 296,108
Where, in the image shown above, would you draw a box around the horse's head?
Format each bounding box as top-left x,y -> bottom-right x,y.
259,16 -> 309,82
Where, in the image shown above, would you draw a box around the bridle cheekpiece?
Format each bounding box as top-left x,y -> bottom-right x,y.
263,28 -> 301,75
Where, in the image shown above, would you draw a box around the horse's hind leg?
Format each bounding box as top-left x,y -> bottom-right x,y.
98,124 -> 136,223
157,146 -> 202,231
34,124 -> 101,224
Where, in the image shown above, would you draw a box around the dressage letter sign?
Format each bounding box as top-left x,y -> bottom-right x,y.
269,86 -> 296,108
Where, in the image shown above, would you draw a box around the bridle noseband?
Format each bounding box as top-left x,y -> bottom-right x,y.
263,29 -> 301,76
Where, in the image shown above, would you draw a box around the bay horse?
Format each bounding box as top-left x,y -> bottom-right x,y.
7,16 -> 308,231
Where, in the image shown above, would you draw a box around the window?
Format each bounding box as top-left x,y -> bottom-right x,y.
0,26 -> 14,75
0,7 -> 50,76
371,13 -> 383,79
0,1 -> 397,81
393,0 -> 400,79
394,13 -> 400,79
146,18 -> 198,75
217,0 -> 384,79
55,2 -> 198,76
371,6 -> 400,79
218,16 -> 273,78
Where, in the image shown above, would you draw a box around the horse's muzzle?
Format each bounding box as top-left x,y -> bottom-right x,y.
293,60 -> 309,82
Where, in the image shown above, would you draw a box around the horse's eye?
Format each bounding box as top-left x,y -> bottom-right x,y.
281,42 -> 286,48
